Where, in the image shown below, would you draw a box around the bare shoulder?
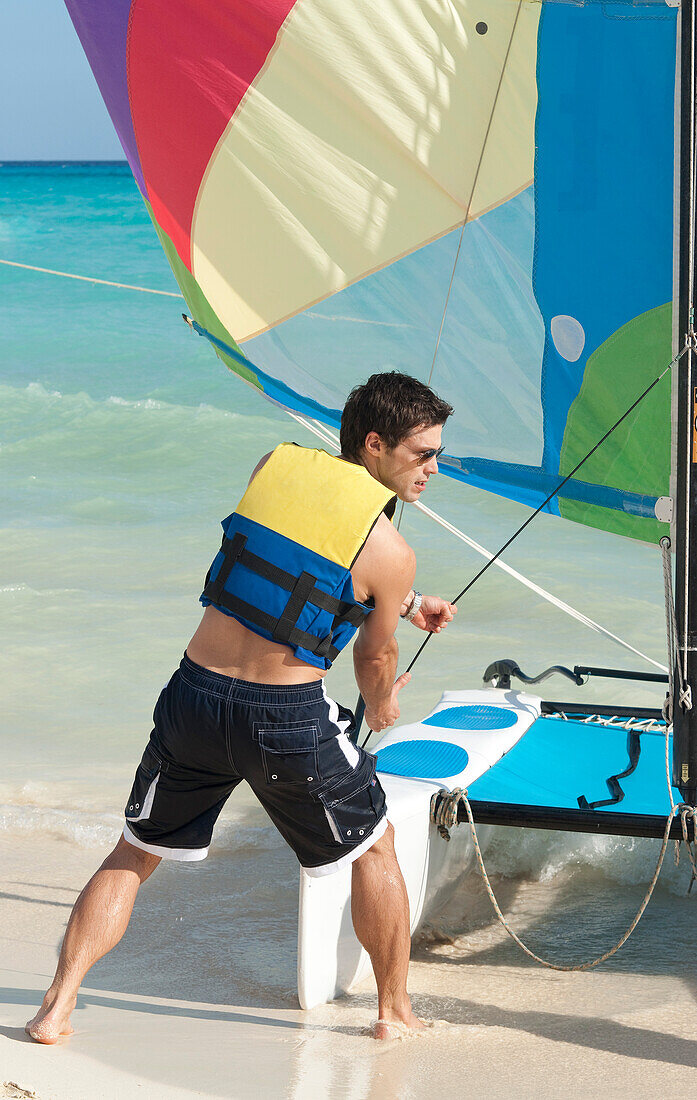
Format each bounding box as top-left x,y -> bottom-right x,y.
352,513 -> 415,602
368,513 -> 414,563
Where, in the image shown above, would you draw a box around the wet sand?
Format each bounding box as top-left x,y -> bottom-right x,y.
2,829 -> 697,1099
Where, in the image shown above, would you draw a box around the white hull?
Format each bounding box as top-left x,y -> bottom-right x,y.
297,688 -> 541,1009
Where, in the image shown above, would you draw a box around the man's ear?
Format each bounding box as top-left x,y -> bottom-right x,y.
364,431 -> 382,456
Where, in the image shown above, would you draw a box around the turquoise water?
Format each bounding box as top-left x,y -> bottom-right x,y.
0,163 -> 677,896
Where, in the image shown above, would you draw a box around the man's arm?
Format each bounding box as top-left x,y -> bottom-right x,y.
353,537 -> 415,732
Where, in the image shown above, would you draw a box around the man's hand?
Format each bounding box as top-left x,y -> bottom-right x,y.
364,671 -> 411,732
410,595 -> 456,633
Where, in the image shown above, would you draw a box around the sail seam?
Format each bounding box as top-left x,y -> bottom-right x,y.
203,181 -> 532,345
426,1 -> 524,390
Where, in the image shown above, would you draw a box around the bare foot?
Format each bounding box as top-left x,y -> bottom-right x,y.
373,1007 -> 426,1040
25,990 -> 76,1045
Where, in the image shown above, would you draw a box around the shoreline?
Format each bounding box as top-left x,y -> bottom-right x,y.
3,832 -> 697,1098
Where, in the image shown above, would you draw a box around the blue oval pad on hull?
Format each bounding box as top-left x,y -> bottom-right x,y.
375,740 -> 469,779
423,705 -> 518,730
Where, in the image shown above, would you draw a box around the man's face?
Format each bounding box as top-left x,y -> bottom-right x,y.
369,424 -> 444,503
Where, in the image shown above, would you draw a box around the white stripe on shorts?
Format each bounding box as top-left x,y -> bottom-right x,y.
322,683 -> 360,767
123,822 -> 209,862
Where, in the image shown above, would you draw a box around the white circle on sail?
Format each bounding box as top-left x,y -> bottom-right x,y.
550,315 -> 586,362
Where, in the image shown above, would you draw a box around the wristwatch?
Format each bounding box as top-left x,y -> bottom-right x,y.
401,589 -> 423,622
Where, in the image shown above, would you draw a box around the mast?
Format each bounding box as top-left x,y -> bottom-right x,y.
672,0 -> 697,803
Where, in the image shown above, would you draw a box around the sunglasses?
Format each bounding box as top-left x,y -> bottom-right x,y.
403,444 -> 445,462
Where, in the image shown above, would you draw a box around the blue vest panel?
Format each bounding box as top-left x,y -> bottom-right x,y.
201,513 -> 374,669
200,445 -> 396,670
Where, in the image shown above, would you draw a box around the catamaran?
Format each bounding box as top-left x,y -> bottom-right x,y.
63,0 -> 697,1007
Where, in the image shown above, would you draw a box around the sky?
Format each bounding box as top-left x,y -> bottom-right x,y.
1,0 -> 123,160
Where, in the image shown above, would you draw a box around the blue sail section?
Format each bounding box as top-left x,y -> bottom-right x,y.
534,2 -> 675,476
439,457 -> 661,519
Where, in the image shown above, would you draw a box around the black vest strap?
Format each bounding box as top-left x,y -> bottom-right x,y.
210,589 -> 341,662
203,532 -> 248,605
237,546 -> 365,625
274,571 -> 318,645
203,530 -> 370,642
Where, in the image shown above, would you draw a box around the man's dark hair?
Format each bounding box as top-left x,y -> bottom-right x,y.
340,372 -> 453,460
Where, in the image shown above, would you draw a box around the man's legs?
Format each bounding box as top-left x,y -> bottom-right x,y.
26,834 -> 160,1044
351,822 -> 424,1038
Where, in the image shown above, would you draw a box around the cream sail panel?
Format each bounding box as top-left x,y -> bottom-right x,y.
470,6 -> 539,215
192,0 -> 540,341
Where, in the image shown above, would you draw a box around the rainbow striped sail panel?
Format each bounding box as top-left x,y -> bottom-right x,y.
65,0 -> 678,542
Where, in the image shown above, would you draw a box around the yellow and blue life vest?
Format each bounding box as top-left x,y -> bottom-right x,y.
200,444 -> 397,669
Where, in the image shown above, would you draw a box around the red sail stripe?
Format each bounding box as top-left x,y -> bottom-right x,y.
128,0 -> 296,270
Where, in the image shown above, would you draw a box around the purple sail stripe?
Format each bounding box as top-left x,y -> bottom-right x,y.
64,0 -> 147,196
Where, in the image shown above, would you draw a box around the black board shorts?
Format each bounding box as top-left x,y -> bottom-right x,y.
123,653 -> 388,876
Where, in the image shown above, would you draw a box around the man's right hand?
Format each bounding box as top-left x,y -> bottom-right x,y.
364,671 -> 411,732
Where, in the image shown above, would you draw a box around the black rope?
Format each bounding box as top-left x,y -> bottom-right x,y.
359,343 -> 686,750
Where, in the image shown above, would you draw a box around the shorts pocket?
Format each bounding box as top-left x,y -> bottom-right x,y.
125,741 -> 163,822
257,723 -> 320,786
318,753 -> 381,845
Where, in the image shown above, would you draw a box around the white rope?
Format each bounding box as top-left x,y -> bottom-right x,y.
550,712 -> 666,734
287,411 -> 667,673
0,258 -> 183,298
431,787 -> 684,972
416,499 -> 667,673
285,410 -> 341,451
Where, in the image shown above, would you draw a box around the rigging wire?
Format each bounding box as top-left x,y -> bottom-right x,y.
0,257 -> 183,297
402,344 -> 686,680
680,1 -> 697,691
415,500 -> 667,673
289,353 -> 681,736
661,534 -> 692,728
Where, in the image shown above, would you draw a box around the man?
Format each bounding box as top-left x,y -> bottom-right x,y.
27,371 -> 456,1043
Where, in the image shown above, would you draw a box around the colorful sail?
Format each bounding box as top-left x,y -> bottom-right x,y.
65,0 -> 678,542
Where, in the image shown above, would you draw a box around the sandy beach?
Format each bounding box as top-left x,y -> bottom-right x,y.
3,824 -> 697,1100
